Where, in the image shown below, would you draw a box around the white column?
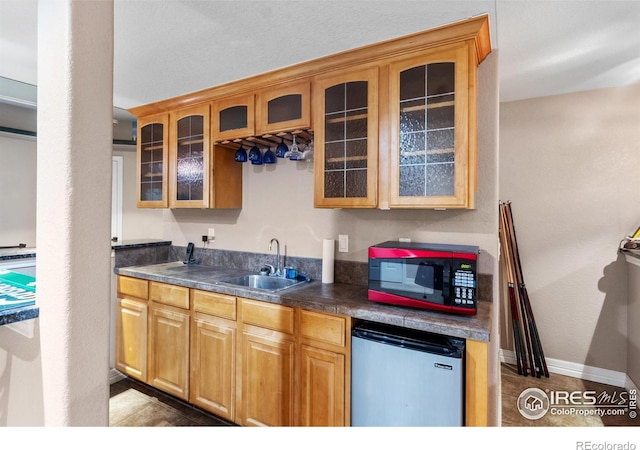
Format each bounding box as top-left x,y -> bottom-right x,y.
36,0 -> 113,426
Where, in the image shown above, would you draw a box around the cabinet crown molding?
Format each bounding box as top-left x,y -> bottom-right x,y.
128,15 -> 491,118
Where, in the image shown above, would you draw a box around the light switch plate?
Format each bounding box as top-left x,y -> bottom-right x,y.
338,234 -> 349,252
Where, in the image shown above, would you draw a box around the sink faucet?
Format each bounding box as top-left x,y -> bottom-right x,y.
269,238 -> 282,277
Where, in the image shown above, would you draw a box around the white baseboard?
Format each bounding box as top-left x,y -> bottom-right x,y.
109,368 -> 126,385
500,349 -> 629,388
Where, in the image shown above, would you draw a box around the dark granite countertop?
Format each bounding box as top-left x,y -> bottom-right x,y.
112,239 -> 172,250
0,247 -> 36,261
0,239 -> 171,327
116,261 -> 492,342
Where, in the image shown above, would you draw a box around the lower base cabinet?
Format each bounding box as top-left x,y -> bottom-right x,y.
115,297 -> 148,382
190,311 -> 237,421
237,326 -> 296,426
115,276 -> 357,427
298,345 -> 346,426
148,302 -> 190,400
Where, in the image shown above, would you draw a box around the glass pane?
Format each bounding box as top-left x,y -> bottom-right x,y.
400,99 -> 426,133
345,109 -> 367,140
400,131 -> 426,165
345,169 -> 367,198
400,66 -> 425,101
425,163 -> 455,196
399,165 -> 426,197
427,63 -> 455,96
426,129 -> 454,160
346,81 -> 367,110
427,94 -> 454,130
398,62 -> 456,198
175,115 -> 204,202
140,123 -> 164,202
324,171 -> 345,198
345,139 -> 368,169
219,105 -> 248,132
323,80 -> 370,200
325,112 -> 345,142
267,94 -> 302,124
325,142 -> 345,171
325,84 -> 345,114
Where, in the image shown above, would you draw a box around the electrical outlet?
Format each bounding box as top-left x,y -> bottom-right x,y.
338,234 -> 349,252
208,228 -> 215,242
399,237 -> 411,243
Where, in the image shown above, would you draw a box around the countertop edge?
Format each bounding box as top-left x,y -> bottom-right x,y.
0,305 -> 39,326
115,263 -> 492,343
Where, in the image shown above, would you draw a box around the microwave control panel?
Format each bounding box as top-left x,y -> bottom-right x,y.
452,267 -> 476,309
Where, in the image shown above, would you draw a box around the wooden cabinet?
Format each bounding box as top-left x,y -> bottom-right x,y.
236,298 -> 296,426
296,309 -> 351,426
148,282 -> 190,400
212,93 -> 255,142
386,44 -> 477,209
169,104 -> 210,208
115,276 -> 149,381
190,290 -> 237,421
313,67 -> 379,208
136,113 -> 169,208
256,80 -> 311,135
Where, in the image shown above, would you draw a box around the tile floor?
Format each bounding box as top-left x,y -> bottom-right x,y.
109,364 -> 640,427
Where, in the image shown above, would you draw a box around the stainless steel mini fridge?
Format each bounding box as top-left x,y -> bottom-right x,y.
351,321 -> 465,426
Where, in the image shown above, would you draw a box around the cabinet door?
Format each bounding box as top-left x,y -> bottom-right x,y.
148,303 -> 190,400
313,67 -> 379,208
256,80 -> 311,135
169,104 -> 211,208
115,297 -> 148,382
137,113 -> 169,208
237,327 -> 295,426
388,44 -> 474,209
190,312 -> 236,421
211,93 -> 255,142
298,345 -> 346,426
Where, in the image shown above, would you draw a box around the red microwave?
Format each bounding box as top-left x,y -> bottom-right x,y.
368,241 -> 479,315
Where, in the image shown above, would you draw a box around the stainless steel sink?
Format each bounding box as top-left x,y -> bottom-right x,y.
221,274 -> 306,292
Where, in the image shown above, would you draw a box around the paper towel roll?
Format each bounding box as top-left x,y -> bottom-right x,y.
322,239 -> 335,284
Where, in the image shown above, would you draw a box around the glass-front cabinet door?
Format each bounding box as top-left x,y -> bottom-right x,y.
388,45 -> 475,209
211,93 -> 255,142
256,80 -> 311,135
169,104 -> 210,208
137,113 -> 169,208
313,67 -> 378,208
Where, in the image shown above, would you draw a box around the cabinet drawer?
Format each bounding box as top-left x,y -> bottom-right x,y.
240,298 -> 294,335
149,281 -> 190,309
192,290 -> 236,320
117,276 -> 148,300
299,309 -> 347,348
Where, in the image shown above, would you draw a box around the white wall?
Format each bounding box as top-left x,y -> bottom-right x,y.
499,82 -> 640,373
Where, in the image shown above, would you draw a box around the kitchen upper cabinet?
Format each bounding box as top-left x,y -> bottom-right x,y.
115,276 -> 149,382
169,104 -> 210,208
190,290 -> 237,422
211,93 -> 255,142
148,282 -> 190,401
313,67 -> 379,208
137,114 -> 169,208
386,44 -> 477,209
256,80 -> 311,135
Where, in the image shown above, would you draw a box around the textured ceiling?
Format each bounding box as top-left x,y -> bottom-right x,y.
1,0 -> 639,114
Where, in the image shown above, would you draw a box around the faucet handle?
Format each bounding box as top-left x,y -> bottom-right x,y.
260,264 -> 275,276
